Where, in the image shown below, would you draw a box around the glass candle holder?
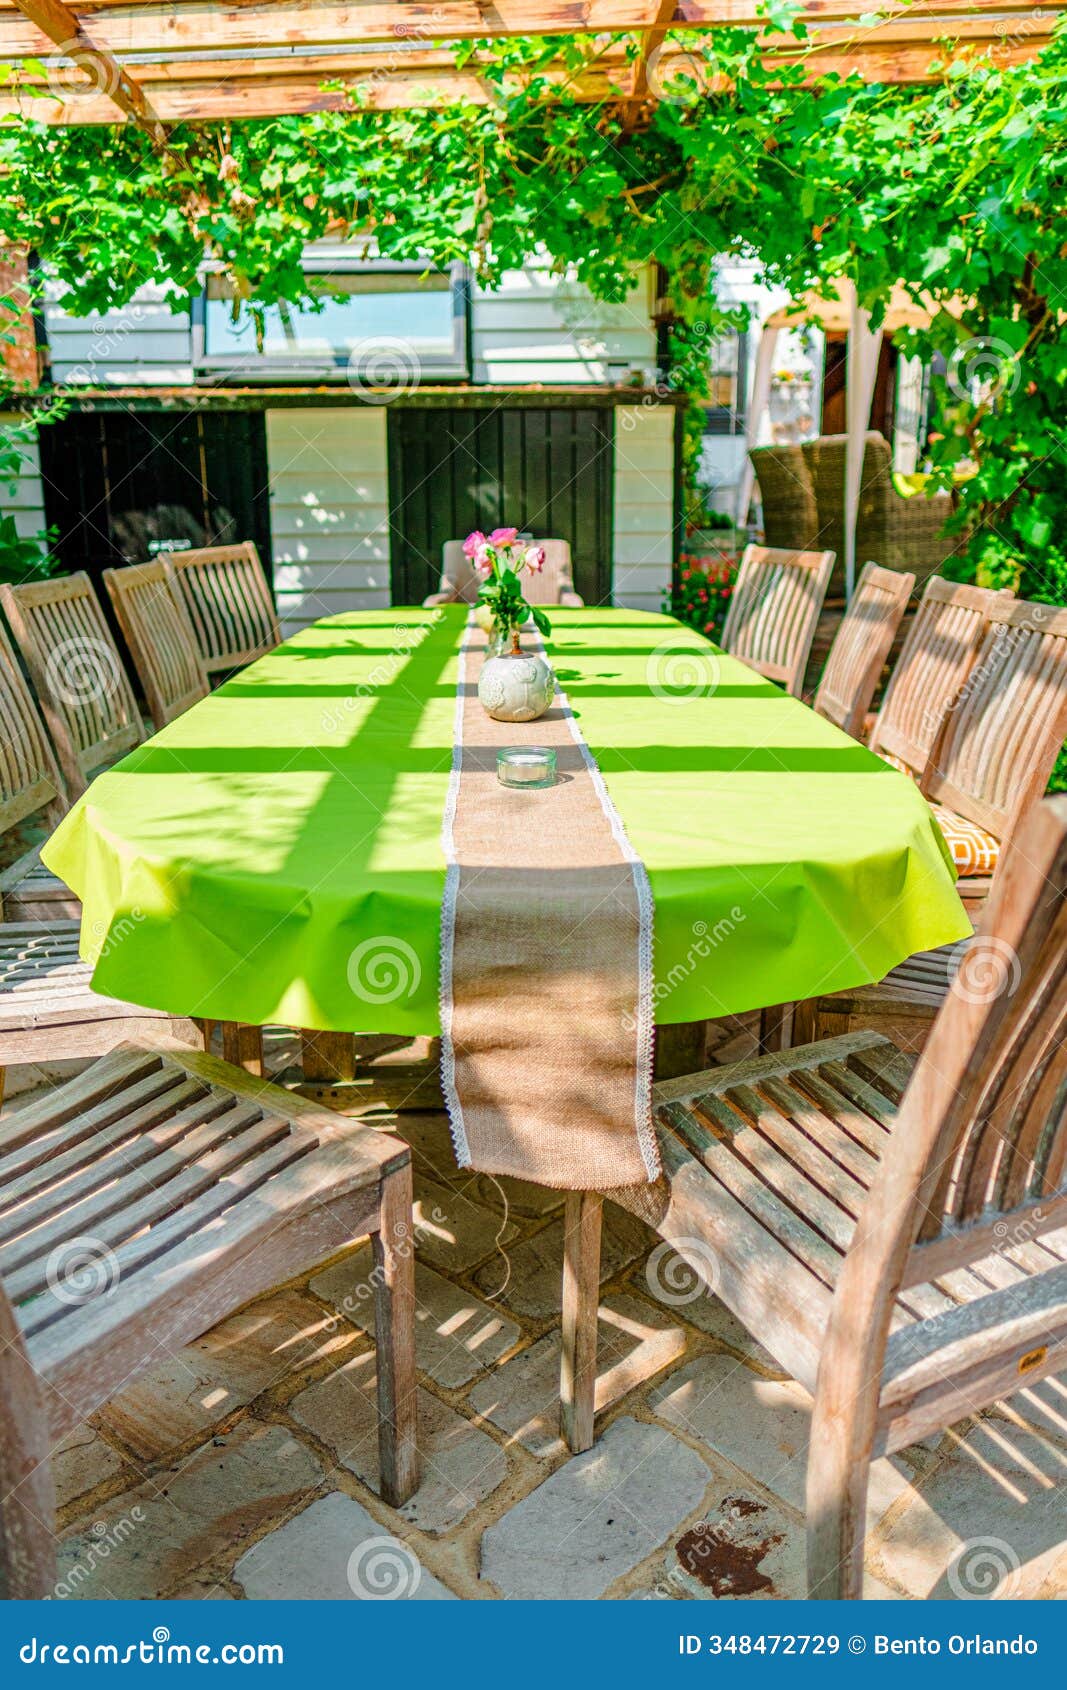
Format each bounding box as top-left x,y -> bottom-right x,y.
497,746 -> 557,789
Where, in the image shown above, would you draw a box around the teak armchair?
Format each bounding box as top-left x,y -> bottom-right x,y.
798,596 -> 1067,1047
813,561 -> 915,739
0,619 -> 77,922
0,574 -> 144,799
0,1040 -> 418,1596
720,544 -> 835,698
160,543 -> 281,678
560,796 -> 1067,1600
103,560 -> 209,731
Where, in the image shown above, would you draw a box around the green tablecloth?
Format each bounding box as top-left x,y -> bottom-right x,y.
42,607 -> 970,1032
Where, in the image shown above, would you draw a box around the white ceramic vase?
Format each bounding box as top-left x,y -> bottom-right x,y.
478,650 -> 555,722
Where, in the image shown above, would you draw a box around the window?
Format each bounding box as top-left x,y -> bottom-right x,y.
703,331 -> 748,436
192,260 -> 470,382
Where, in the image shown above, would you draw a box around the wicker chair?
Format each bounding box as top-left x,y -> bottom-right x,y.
802,432 -> 959,593
748,444 -> 822,552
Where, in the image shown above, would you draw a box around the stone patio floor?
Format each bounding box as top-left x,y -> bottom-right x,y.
15,1015 -> 1067,1603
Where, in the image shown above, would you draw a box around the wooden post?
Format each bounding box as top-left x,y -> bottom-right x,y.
372,1159 -> 419,1507
0,245 -> 39,389
560,1190 -> 603,1453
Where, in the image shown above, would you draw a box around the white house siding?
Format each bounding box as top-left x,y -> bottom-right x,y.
0,417 -> 48,544
265,408 -> 391,636
44,283 -> 194,386
471,264 -> 657,386
612,404 -> 676,613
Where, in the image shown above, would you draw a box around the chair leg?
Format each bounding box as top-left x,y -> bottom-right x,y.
372,1159 -> 419,1508
560,1191 -> 603,1454
758,1002 -> 794,1053
220,1022 -> 264,1077
806,1449 -> 870,1600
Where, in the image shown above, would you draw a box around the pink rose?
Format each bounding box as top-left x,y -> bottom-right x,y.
525,545 -> 546,572
463,530 -> 487,559
473,543 -> 493,573
488,526 -> 518,546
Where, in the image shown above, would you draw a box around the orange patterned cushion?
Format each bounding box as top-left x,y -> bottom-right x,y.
930,803 -> 1000,877
879,750 -> 916,778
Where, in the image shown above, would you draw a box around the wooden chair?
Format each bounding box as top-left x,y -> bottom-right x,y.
813,562 -> 915,739
797,597 -> 1067,1046
423,538 -> 585,609
867,577 -> 1010,783
0,574 -> 144,799
160,543 -> 281,678
0,920 -> 200,1101
103,561 -> 209,731
0,1038 -> 418,1595
919,596 -> 1067,918
560,795 -> 1067,1599
0,619 -> 77,922
720,544 -> 835,698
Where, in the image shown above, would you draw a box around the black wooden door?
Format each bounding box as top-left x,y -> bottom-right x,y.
387,406 -> 614,605
38,409 -> 272,586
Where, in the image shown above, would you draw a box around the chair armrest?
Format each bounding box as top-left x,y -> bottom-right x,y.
560,589 -> 585,608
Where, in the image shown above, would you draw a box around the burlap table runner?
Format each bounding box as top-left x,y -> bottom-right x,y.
440,616 -> 658,1189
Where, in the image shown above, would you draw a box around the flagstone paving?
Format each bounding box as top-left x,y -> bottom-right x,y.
16,1015 -> 1066,1603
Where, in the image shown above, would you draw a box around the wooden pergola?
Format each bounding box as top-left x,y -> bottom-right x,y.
0,2 -> 1061,132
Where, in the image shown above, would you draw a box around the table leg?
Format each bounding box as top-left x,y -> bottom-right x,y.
560,1190 -> 603,1454
300,1029 -> 357,1083
758,1003 -> 794,1053
221,1022 -> 264,1077
653,1020 -> 707,1080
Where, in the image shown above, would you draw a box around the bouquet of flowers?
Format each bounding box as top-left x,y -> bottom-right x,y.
464,528 -> 550,653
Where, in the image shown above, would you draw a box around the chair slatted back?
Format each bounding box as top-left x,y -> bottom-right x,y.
439,538 -> 578,607
0,618 -> 66,835
160,543 -> 280,676
814,563 -> 915,738
922,599 -> 1067,843
872,797 -> 1067,1281
719,544 -> 835,697
0,575 -> 143,798
103,562 -> 209,731
867,578 -> 1010,779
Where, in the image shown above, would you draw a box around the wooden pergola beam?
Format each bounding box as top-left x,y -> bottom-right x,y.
0,1 -> 1062,57
0,0 -> 1059,121
0,36 -> 1045,123
9,0 -> 163,137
